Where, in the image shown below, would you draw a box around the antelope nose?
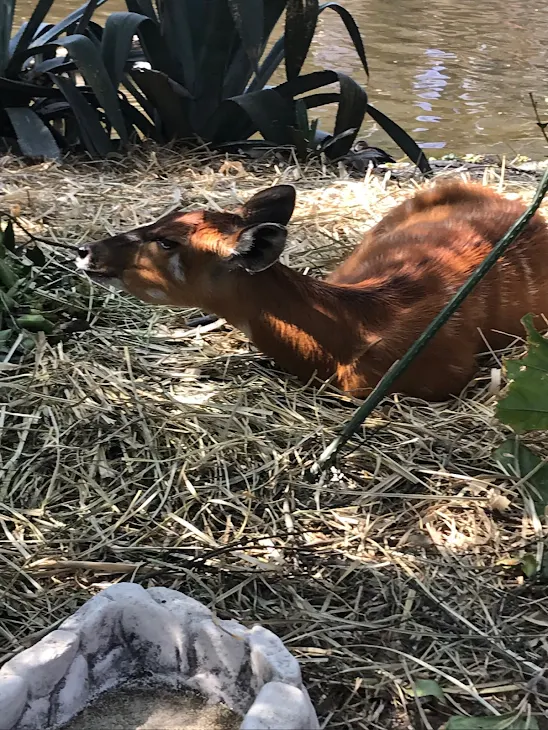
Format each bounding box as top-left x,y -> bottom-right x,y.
77,246 -> 90,259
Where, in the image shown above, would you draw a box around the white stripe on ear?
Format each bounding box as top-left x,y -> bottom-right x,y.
232,223 -> 288,273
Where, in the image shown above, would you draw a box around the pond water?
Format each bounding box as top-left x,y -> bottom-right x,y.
13,0 -> 548,159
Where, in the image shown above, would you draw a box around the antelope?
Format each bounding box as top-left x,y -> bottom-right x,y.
75,181 -> 548,401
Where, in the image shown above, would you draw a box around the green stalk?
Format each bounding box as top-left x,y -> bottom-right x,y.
311,167 -> 548,475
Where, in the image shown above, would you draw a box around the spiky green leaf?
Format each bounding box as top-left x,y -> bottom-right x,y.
365,103 -> 432,174
60,34 -> 128,142
0,0 -> 15,74
4,107 -> 61,160
319,2 -> 368,76
285,0 -> 318,81
101,12 -> 151,89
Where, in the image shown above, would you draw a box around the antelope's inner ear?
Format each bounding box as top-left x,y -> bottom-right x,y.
240,185 -> 296,227
230,223 -> 287,273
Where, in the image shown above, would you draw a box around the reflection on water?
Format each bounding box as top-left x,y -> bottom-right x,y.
12,0 -> 548,159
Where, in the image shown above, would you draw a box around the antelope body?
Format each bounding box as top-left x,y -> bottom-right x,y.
76,181 -> 548,401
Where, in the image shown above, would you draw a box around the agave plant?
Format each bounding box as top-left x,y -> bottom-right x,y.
0,0 -> 431,172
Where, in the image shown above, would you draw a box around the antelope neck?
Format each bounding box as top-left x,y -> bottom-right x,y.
214,263 -> 384,389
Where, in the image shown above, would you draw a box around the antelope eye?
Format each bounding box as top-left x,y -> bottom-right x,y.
157,238 -> 178,251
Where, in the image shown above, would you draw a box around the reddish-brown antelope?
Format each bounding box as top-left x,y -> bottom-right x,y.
76,181 -> 548,401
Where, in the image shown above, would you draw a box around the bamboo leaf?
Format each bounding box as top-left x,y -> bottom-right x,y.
4,107 -> 61,160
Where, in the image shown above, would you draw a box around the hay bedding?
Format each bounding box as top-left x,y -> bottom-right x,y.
1,146 -> 548,729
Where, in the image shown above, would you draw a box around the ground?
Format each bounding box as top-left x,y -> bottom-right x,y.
1,146 -> 547,730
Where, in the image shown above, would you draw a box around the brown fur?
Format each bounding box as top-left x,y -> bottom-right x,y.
77,181 -> 548,401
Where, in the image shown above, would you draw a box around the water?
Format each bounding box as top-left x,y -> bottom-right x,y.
13,0 -> 548,159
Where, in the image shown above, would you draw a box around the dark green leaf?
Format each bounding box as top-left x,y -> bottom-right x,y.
223,88 -> 296,145
27,0 -> 110,46
248,35 -> 284,92
130,68 -> 192,140
75,0 -> 100,35
365,103 -> 432,174
446,713 -> 538,730
3,221 -> 15,252
26,246 -> 47,267
521,553 -> 538,578
318,2 -> 368,76
4,107 -> 61,160
101,11 -> 151,89
50,73 -> 112,156
228,0 -> 263,73
285,0 -> 318,81
496,314 -> 548,432
125,0 -> 157,22
0,0 -> 15,74
406,678 -> 445,701
494,438 -> 548,517
326,72 -> 366,158
6,0 -> 55,74
158,0 -> 198,89
60,34 -> 128,142
193,0 -> 237,128
16,313 -> 55,333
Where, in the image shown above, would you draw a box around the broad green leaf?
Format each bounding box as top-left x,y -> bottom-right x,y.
319,2 -> 368,76
60,34 -> 128,143
0,259 -> 17,289
50,73 -> 113,156
407,678 -> 445,701
0,0 -> 15,74
228,0 -> 263,73
521,553 -> 537,578
496,314 -> 548,432
446,713 -> 538,730
4,107 -> 61,160
16,313 -> 55,334
101,11 -> 151,89
285,0 -> 319,81
365,102 -> 432,174
494,438 -> 548,517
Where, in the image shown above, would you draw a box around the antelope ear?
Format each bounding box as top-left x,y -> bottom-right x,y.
240,185 -> 296,226
231,223 -> 287,273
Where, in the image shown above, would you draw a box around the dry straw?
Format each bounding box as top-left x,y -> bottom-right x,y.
1,146 -> 548,729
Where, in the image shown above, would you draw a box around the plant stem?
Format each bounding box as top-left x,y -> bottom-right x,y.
311,167 -> 548,476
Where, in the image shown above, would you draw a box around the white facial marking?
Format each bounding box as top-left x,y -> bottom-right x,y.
76,254 -> 91,270
168,254 -> 185,282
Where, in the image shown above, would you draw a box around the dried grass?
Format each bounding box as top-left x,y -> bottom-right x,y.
1,146 -> 548,729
